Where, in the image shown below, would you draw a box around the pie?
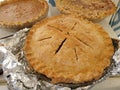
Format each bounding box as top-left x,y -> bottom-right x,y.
0,0 -> 48,29
56,0 -> 116,21
24,15 -> 114,84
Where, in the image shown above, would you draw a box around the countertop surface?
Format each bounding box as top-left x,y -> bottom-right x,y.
0,77 -> 120,90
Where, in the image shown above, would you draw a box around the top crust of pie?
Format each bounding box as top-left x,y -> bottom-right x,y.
56,0 -> 116,21
0,0 -> 48,29
24,15 -> 114,84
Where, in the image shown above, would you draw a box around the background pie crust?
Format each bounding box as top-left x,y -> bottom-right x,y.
24,15 -> 114,84
56,0 -> 116,21
0,0 -> 48,29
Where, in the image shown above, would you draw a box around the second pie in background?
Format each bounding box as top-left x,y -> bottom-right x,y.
0,0 -> 48,29
56,0 -> 116,21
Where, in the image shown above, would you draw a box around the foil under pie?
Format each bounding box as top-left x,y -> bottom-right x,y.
0,28 -> 120,90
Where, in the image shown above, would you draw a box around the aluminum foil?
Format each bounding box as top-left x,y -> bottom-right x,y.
0,28 -> 120,90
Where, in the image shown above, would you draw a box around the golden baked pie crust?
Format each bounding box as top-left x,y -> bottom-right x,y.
56,0 -> 116,21
0,0 -> 48,29
24,15 -> 114,84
